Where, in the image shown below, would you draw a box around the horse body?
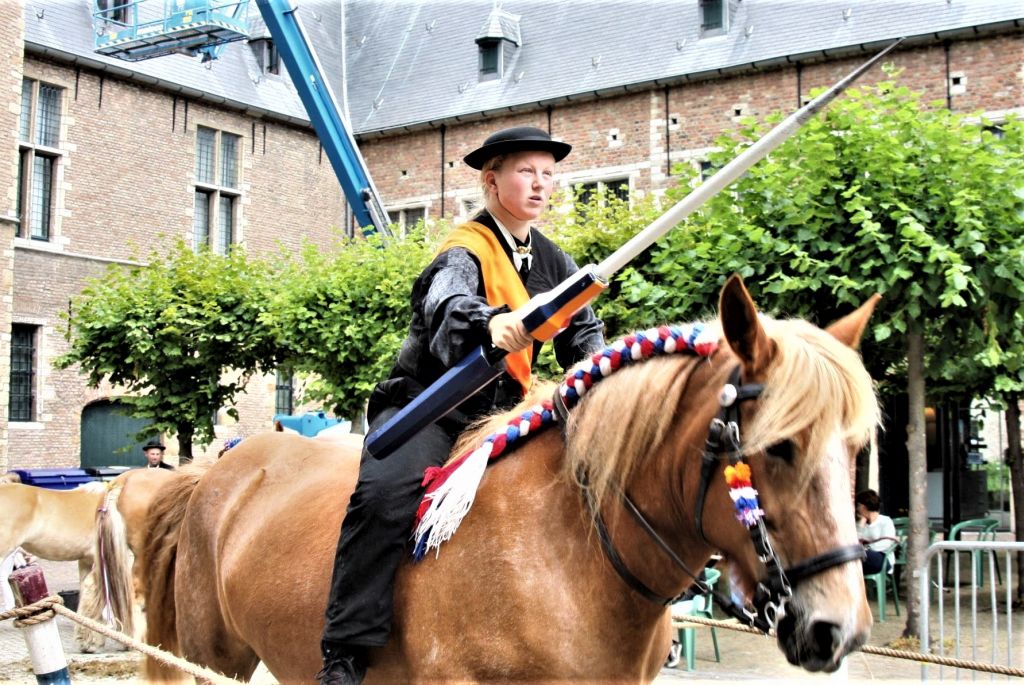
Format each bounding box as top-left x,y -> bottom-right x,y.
0,483 -> 102,563
1,470 -> 171,652
146,277 -> 881,684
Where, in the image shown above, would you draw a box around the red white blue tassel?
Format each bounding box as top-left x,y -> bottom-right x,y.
413,401 -> 555,560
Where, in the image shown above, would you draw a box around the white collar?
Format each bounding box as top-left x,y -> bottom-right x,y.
491,215 -> 532,272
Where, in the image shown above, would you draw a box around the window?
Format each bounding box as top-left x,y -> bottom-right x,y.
983,124 -> 1005,140
479,40 -> 500,79
253,39 -> 280,75
461,197 -> 482,219
699,160 -> 716,182
700,0 -> 727,35
17,79 -> 63,241
275,370 -> 294,416
387,206 -> 426,233
576,179 -> 630,210
10,324 -> 38,422
95,0 -> 131,25
194,127 -> 241,253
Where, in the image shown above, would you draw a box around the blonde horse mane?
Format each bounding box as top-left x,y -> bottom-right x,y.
569,318 -> 879,510
143,464 -> 209,681
456,317 -> 879,513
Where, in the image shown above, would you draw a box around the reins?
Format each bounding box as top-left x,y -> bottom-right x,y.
572,364 -> 865,635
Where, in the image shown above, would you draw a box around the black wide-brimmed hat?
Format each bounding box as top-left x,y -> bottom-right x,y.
142,439 -> 166,451
463,126 -> 572,170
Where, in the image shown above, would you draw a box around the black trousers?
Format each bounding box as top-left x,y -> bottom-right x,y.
321,405 -> 454,649
863,549 -> 886,575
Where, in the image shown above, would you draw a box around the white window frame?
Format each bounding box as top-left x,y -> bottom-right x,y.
193,125 -> 242,254
17,78 -> 65,242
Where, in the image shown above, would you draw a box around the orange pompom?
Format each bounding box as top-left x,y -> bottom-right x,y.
734,462 -> 752,482
724,465 -> 738,487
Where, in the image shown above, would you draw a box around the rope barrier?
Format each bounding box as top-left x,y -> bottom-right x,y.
6,591 -> 1020,680
2,594 -> 245,685
672,615 -> 1024,678
0,594 -> 62,628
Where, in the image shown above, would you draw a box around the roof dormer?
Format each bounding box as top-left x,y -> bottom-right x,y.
475,6 -> 521,81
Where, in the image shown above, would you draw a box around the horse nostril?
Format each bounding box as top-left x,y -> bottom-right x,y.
810,620 -> 843,662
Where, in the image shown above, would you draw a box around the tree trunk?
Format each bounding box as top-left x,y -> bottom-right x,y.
177,422 -> 194,464
903,330 -> 927,638
1006,396 -> 1023,607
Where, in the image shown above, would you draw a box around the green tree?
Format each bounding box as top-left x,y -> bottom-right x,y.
264,230 -> 436,425
549,81 -> 1023,630
660,82 -> 1023,635
58,241 -> 280,461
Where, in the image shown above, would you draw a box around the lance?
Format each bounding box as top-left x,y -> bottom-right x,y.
364,38 -> 902,459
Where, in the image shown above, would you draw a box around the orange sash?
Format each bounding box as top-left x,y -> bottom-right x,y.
436,222 -> 532,395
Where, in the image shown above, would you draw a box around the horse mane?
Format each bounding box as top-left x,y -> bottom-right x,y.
451,381 -> 559,457
569,317 -> 879,509
143,464 -> 209,680
455,317 -> 878,514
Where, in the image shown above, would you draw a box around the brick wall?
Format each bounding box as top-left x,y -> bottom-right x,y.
8,56 -> 345,467
6,31 -> 1021,469
0,3 -> 25,473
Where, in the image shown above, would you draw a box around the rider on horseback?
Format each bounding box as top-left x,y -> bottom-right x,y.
317,127 -> 605,685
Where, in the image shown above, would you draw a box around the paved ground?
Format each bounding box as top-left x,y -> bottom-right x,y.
1,556 -> 1018,684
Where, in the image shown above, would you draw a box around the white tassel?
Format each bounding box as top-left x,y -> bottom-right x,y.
413,444 -> 491,558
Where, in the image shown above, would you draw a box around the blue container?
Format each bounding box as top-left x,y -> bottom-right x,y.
10,468 -> 96,490
272,411 -> 343,437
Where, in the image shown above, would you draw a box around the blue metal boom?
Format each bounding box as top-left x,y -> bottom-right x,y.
255,0 -> 390,236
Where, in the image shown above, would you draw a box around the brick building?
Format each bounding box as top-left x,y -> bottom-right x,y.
2,0 -> 1022,471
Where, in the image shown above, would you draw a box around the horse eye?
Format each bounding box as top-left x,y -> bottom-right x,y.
766,440 -> 794,462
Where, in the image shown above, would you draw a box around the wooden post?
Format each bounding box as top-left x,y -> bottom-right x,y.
9,564 -> 72,684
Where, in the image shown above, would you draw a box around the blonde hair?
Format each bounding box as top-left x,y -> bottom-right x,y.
564,317 -> 880,509
479,154 -> 508,201
450,315 -> 880,512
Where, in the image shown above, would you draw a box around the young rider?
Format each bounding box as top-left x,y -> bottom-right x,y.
318,126 -> 605,685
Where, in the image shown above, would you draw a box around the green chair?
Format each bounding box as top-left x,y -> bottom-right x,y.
946,517 -> 1001,587
670,567 -> 721,671
864,541 -> 900,622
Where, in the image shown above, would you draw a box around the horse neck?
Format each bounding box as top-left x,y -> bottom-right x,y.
574,354 -> 729,604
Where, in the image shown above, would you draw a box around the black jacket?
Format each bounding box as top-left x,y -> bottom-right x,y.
370,211 -> 604,429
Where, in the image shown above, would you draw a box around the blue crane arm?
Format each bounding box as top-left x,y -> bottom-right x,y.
255,0 -> 390,237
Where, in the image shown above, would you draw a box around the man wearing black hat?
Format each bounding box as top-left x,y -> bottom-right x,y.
142,440 -> 174,470
317,126 -> 604,685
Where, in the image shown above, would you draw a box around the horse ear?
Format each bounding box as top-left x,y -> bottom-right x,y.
719,274 -> 773,371
826,294 -> 881,349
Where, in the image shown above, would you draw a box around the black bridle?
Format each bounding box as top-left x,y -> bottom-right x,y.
576,365 -> 864,634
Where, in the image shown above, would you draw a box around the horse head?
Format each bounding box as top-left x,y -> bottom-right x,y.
705,275 -> 880,671
564,274 -> 879,674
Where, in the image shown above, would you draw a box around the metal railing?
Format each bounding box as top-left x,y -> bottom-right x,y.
919,540 -> 1022,681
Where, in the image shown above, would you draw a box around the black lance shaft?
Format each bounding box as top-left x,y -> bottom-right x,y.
364,38 -> 903,460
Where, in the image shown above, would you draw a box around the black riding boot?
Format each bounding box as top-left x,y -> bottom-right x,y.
316,643 -> 367,685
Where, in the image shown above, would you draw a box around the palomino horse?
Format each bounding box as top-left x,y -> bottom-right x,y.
1,468 -> 170,651
144,277 -> 880,683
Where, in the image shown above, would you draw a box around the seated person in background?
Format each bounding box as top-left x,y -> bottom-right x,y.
855,489 -> 897,574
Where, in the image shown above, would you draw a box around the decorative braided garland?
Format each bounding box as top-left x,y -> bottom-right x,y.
412,323 -> 720,560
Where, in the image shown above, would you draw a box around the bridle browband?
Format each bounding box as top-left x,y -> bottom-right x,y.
574,365 -> 865,634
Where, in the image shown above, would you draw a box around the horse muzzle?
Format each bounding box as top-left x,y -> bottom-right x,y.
774,601 -> 869,673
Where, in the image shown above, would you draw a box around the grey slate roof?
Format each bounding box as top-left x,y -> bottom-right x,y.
22,1 -> 1024,136
342,0 -> 1023,135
